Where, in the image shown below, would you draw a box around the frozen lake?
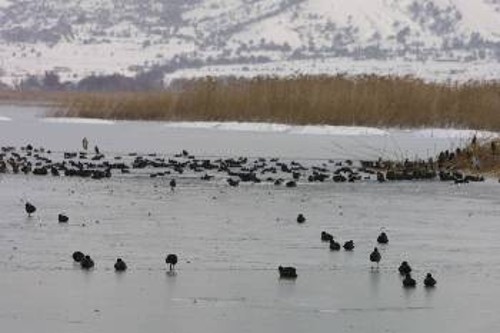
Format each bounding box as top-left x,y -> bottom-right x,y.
1,105 -> 500,332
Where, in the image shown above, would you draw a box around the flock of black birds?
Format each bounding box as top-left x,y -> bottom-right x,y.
279,222 -> 437,288
23,201 -> 179,273
69,249 -> 177,273
22,197 -> 437,288
0,142 -> 486,186
1,142 -> 469,289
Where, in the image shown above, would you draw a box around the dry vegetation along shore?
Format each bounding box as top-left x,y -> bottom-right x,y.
39,75 -> 500,130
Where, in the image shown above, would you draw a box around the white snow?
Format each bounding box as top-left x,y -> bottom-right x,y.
0,0 -> 11,9
453,0 -> 500,39
42,117 -> 115,125
165,57 -> 500,84
411,128 -> 499,139
164,121 -> 389,136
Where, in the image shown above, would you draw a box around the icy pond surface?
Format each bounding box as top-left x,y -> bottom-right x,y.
1,105 -> 500,333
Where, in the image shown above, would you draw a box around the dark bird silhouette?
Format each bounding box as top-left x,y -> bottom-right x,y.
376,172 -> 386,182
80,255 -> 95,269
343,240 -> 355,251
424,273 -> 437,287
165,254 -> 178,271
321,231 -> 333,242
278,266 -> 297,279
398,261 -> 412,275
114,258 -> 127,272
94,146 -> 100,155
82,137 -> 88,151
377,232 -> 389,244
169,179 -> 176,191
402,273 -> 416,288
370,247 -> 381,266
58,214 -> 69,223
329,239 -> 341,251
25,202 -> 36,217
72,251 -> 85,262
296,214 -> 306,224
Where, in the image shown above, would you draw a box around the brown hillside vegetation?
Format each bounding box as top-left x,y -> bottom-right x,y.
49,75 -> 500,129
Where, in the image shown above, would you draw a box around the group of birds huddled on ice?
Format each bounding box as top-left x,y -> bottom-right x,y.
0,139 -> 488,187
69,250 -> 178,273
281,214 -> 437,289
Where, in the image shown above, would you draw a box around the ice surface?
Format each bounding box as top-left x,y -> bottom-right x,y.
0,106 -> 484,160
1,105 -> 500,332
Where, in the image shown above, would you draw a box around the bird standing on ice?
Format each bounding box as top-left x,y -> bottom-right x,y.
424,273 -> 437,287
377,232 -> 389,244
370,247 -> 381,267
82,137 -> 89,151
114,258 -> 127,272
166,254 -> 178,271
278,266 -> 298,279
296,214 -> 306,224
25,202 -> 36,217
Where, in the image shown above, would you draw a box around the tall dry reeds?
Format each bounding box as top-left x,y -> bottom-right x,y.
50,75 -> 500,129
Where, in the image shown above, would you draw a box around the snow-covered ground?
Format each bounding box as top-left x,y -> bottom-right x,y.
0,40 -> 195,86
1,0 -> 500,87
1,106 -> 500,333
164,58 -> 500,85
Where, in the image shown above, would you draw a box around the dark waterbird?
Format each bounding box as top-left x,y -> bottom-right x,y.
25,202 -> 36,217
165,254 -> 178,271
402,273 -> 416,288
72,251 -> 85,262
329,239 -> 341,251
296,214 -> 306,224
398,261 -> 412,275
370,247 -> 381,266
278,266 -> 297,279
343,240 -> 355,251
58,214 -> 69,223
80,255 -> 95,269
114,258 -> 127,272
321,231 -> 333,242
377,232 -> 389,244
424,273 -> 437,287
169,179 -> 176,191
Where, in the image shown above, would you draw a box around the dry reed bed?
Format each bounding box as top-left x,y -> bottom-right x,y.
43,75 -> 500,130
445,138 -> 500,175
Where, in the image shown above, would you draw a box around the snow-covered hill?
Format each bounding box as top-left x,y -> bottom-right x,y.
1,0 -> 500,86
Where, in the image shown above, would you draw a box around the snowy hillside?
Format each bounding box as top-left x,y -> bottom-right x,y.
1,0 -> 500,86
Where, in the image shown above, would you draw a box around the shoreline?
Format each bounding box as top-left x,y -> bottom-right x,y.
1,74 -> 500,130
